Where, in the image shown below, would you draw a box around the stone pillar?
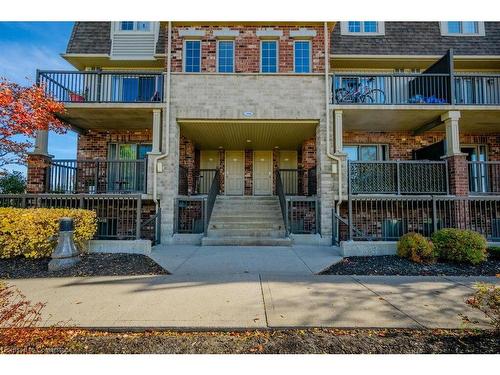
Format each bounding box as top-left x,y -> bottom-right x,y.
334,110 -> 343,153
151,109 -> 162,154
33,129 -> 49,155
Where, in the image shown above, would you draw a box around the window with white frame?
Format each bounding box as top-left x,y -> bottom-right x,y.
294,40 -> 311,73
119,21 -> 151,32
261,40 -> 278,73
341,21 -> 385,35
184,40 -> 201,73
217,40 -> 234,73
441,22 -> 485,36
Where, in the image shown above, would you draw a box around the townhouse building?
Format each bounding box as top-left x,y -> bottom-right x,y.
17,21 -> 500,252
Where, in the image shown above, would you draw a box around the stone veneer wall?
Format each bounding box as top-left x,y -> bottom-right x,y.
170,25 -> 325,73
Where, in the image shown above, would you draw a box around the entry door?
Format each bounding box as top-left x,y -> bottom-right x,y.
199,151 -> 219,194
225,151 -> 244,195
253,151 -> 273,195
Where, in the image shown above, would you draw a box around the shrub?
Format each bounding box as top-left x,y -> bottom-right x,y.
465,283 -> 500,331
397,232 -> 436,263
0,208 -> 97,259
431,228 -> 487,265
0,171 -> 26,194
488,246 -> 500,260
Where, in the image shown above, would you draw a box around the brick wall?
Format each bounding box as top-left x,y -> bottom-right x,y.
244,149 -> 253,195
26,154 -> 52,193
77,130 -> 153,160
170,24 -> 325,73
179,136 -> 197,195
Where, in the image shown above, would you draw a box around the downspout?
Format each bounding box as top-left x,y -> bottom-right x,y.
152,21 -> 172,224
324,22 -> 343,217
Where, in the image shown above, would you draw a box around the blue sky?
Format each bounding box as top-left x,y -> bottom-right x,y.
0,22 -> 77,173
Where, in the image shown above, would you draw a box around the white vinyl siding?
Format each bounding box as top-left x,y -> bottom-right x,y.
111,22 -> 159,60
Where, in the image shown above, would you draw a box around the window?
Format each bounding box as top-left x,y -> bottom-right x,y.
119,21 -> 151,32
108,143 -> 152,192
184,40 -> 201,73
217,40 -> 234,73
344,145 -> 388,161
294,41 -> 311,73
441,22 -> 484,36
261,40 -> 278,73
342,22 -> 384,35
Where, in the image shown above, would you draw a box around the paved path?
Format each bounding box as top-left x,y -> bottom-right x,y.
149,245 -> 343,275
8,275 -> 498,329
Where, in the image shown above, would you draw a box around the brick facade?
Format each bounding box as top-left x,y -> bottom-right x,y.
170,24 -> 325,73
446,154 -> 469,196
26,154 -> 52,193
77,130 -> 153,160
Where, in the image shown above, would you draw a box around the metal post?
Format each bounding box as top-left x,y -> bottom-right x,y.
347,161 -> 353,240
445,159 -> 450,194
136,195 -> 142,240
97,71 -> 102,103
143,159 -> 148,193
396,160 -> 401,195
156,207 -> 162,244
94,161 -> 99,193
432,195 -> 438,235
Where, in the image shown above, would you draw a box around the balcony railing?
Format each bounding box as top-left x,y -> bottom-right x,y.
279,168 -> 317,196
348,160 -> 448,195
332,73 -> 500,105
37,70 -> 164,103
468,161 -> 500,194
46,159 -> 148,194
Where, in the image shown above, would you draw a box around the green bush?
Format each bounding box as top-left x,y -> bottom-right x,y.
488,246 -> 500,260
0,171 -> 26,194
397,232 -> 436,264
431,228 -> 487,265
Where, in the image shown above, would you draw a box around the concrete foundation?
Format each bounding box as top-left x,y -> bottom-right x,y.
341,241 -> 397,257
88,240 -> 152,255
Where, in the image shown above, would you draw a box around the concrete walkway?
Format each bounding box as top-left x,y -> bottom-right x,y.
8,274 -> 498,329
149,245 -> 343,275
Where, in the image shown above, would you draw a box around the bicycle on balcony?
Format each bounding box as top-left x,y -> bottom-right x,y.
334,77 -> 386,104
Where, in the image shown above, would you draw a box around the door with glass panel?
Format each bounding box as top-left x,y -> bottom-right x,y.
108,143 -> 151,192
225,151 -> 244,195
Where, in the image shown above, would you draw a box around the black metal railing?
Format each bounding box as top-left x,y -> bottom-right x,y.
37,70 -> 164,103
204,169 -> 221,233
196,169 -> 218,195
287,197 -> 320,234
47,159 -> 147,194
0,194 -> 157,241
454,75 -> 500,105
174,197 -> 205,234
332,73 -> 451,105
468,161 -> 500,194
345,195 -> 500,242
279,167 -> 317,196
275,169 -> 289,234
348,160 -> 448,195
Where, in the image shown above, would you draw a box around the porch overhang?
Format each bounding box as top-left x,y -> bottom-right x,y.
177,119 -> 318,149
334,105 -> 500,134
58,103 -> 163,132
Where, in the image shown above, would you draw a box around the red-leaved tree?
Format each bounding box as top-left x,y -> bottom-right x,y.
0,78 -> 67,171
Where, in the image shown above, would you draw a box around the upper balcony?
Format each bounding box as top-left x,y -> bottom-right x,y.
37,70 -> 164,104
331,72 -> 500,106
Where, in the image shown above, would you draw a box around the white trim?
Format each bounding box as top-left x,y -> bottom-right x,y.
290,28 -> 317,39
293,40 -> 312,73
183,39 -> 202,73
179,28 -> 206,38
260,40 -> 279,73
256,28 -> 283,39
439,21 -> 485,36
213,28 -> 239,39
216,40 -> 235,73
340,21 -> 385,36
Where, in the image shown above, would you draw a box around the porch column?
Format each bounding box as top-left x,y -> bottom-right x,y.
441,111 -> 468,196
27,130 -> 52,193
151,109 -> 162,154
334,110 -> 343,153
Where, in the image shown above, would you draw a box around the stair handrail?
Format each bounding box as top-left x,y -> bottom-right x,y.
275,169 -> 289,235
204,168 -> 221,234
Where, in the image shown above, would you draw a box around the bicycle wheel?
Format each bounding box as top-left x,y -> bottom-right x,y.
334,88 -> 349,103
364,89 -> 386,104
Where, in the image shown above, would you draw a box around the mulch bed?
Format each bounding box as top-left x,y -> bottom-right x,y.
1,328 -> 498,354
0,253 -> 168,278
321,256 -> 500,276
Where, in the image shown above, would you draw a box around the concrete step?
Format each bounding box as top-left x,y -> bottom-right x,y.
209,222 -> 285,230
207,229 -> 286,238
210,215 -> 283,222
201,236 -> 292,246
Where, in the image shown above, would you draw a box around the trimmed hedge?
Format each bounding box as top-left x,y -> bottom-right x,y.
431,228 -> 488,265
0,208 -> 97,259
397,232 -> 436,264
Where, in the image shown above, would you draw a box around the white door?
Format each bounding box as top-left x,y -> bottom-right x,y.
225,151 -> 244,195
253,151 -> 273,195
